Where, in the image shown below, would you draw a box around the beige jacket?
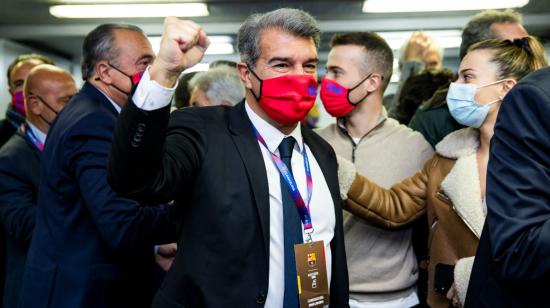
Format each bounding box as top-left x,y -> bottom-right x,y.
316,112 -> 433,302
338,128 -> 486,308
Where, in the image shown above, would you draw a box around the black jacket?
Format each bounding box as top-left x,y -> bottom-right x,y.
466,67 -> 550,307
0,129 -> 41,308
108,101 -> 350,308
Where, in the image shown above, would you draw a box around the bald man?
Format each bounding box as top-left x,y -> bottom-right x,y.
0,64 -> 76,308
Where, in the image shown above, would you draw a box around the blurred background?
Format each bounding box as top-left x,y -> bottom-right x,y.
1,0 -> 549,123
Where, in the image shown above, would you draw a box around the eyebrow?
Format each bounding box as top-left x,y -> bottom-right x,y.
267,57 -> 320,64
136,54 -> 154,64
459,68 -> 476,75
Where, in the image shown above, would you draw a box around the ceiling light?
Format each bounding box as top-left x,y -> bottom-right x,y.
50,3 -> 209,18
149,36 -> 234,55
363,0 -> 529,13
378,30 -> 462,49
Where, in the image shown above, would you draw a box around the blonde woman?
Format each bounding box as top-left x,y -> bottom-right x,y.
337,36 -> 548,308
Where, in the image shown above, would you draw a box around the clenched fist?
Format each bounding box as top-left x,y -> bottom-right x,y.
150,17 -> 210,88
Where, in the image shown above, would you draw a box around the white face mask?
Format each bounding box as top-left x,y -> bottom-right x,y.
446,79 -> 506,128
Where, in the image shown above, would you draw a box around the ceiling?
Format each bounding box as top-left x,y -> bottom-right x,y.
1,0 -> 550,62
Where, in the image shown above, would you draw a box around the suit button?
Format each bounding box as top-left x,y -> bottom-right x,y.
256,293 -> 266,304
137,123 -> 146,133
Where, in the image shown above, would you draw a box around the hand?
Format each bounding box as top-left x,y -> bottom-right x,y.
336,155 -> 357,200
446,282 -> 463,307
151,17 -> 210,87
155,243 -> 177,272
403,32 -> 434,63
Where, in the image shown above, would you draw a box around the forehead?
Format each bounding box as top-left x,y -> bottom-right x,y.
490,22 -> 528,40
38,73 -> 76,94
112,29 -> 153,62
327,45 -> 366,64
460,49 -> 498,74
10,60 -> 43,79
258,28 -> 317,61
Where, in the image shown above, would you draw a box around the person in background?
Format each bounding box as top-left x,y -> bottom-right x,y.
384,32 -> 442,113
188,65 -> 245,107
409,9 -> 528,147
208,59 -> 237,68
392,68 -> 455,125
337,36 -> 547,308
316,32 -> 433,308
173,71 -> 198,109
20,23 -> 177,308
0,64 -> 76,308
108,9 -> 349,308
1,54 -> 54,148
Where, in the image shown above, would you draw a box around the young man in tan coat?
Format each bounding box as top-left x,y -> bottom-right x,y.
316,32 -> 433,307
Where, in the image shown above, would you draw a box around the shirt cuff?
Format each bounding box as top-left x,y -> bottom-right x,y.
132,66 -> 178,111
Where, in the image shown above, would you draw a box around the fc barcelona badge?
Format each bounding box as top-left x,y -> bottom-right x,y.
307,252 -> 316,267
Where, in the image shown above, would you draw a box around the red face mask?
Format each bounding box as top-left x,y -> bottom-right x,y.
250,70 -> 318,125
11,91 -> 26,117
320,75 -> 372,118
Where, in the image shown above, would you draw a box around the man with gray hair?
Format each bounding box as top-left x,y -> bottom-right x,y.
188,65 -> 244,107
20,23 -> 177,308
108,8 -> 349,308
409,9 -> 527,147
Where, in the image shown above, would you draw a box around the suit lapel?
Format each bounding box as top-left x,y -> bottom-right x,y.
227,102 -> 271,260
301,126 -> 341,209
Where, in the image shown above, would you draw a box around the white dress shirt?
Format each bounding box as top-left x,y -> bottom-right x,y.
132,68 -> 335,307
26,121 -> 47,144
245,102 -> 335,308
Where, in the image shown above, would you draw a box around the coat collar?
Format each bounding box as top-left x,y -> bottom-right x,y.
81,82 -> 120,117
436,128 -> 485,238
435,127 -> 479,159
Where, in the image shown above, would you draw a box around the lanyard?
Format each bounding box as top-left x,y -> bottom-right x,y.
23,124 -> 44,152
252,125 -> 314,237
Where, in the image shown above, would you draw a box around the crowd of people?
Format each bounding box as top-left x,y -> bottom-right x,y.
0,7 -> 549,308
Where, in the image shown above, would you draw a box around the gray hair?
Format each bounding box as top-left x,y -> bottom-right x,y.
237,8 -> 320,67
189,66 -> 245,106
460,9 -> 523,59
81,23 -> 146,80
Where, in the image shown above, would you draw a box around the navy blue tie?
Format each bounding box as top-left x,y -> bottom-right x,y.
279,137 -> 303,308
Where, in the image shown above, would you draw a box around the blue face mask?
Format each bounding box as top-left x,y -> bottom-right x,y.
446,80 -> 505,128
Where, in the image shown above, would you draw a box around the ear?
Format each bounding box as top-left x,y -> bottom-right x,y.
237,62 -> 253,89
25,94 -> 42,116
95,61 -> 113,84
499,79 -> 517,100
365,74 -> 384,92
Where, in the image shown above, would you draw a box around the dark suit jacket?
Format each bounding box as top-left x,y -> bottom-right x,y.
0,129 -> 40,308
108,101 -> 349,308
20,83 -> 176,308
465,67 -> 550,307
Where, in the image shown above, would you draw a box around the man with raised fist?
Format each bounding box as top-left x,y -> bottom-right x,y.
109,9 -> 349,308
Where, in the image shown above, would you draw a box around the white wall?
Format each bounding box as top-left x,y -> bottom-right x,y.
0,39 -> 81,119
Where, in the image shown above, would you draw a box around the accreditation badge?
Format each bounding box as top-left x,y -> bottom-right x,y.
294,240 -> 330,308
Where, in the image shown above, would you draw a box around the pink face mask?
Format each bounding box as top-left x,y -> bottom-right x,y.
320,74 -> 373,118
11,91 -> 26,117
250,70 -> 318,125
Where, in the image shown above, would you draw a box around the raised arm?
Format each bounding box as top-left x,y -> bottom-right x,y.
337,155 -> 434,228
108,17 -> 209,203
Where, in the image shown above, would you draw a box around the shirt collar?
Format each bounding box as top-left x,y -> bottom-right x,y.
26,121 -> 47,144
96,88 -> 122,114
337,107 -> 388,132
244,101 -> 304,154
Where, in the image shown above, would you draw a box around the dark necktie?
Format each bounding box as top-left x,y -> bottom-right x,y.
278,136 -> 303,308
